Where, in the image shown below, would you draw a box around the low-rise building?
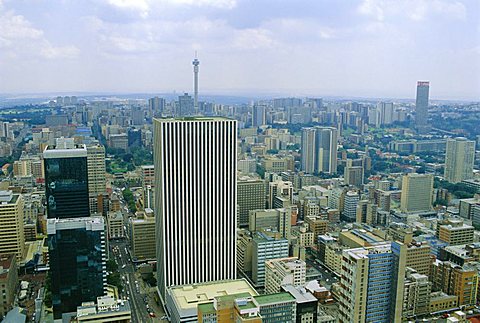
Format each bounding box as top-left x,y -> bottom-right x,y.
264,257 -> 306,294
166,279 -> 258,322
75,296 -> 131,322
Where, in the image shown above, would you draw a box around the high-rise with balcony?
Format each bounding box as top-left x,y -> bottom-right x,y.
338,242 -> 406,323
444,137 -> 475,183
154,117 -> 237,303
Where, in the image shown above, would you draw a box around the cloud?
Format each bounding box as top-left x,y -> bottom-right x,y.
0,7 -> 79,59
104,0 -> 237,16
358,0 -> 466,21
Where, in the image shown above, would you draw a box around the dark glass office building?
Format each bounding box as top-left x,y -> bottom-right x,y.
47,217 -> 106,319
44,146 -> 90,219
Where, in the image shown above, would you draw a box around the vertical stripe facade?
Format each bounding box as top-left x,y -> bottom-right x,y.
154,118 -> 237,302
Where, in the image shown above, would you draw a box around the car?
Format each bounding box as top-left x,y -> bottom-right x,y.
149,312 -> 156,317
122,264 -> 127,269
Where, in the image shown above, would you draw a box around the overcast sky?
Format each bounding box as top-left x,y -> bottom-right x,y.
0,0 -> 479,100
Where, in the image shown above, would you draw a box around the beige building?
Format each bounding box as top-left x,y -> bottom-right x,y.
0,255 -> 17,318
107,211 -> 124,240
86,144 -> 106,195
264,257 -> 306,294
305,216 -> 328,238
429,292 -> 458,313
237,176 -> 266,227
444,137 -> 475,183
248,208 -> 291,240
437,219 -> 474,245
129,211 -> 155,260
400,173 -> 433,213
431,261 -> 478,308
406,242 -> 432,276
0,191 -> 25,262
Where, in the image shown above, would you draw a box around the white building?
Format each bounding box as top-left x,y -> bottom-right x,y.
154,117 -> 237,303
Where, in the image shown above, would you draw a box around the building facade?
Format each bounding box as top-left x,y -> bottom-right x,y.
154,117 -> 237,302
444,137 -> 475,183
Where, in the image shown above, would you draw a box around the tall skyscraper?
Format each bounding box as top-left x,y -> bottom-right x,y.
44,143 -> 106,318
154,117 -> 237,302
252,105 -> 266,127
301,128 -> 316,174
43,145 -> 90,219
47,216 -> 106,318
415,81 -> 430,133
301,126 -> 338,174
444,137 -> 475,183
400,173 -> 433,213
192,55 -> 200,111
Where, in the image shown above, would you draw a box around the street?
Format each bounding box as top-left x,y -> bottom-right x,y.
110,239 -> 166,322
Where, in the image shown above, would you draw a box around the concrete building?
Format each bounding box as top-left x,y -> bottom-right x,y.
252,232 -> 289,287
197,293 -> 262,323
305,216 -> 328,238
400,173 -> 433,213
344,159 -> 364,187
248,208 -> 291,240
86,144 -> 106,195
107,211 -> 124,240
154,117 -> 237,302
129,211 -> 155,261
444,137 -> 475,183
301,126 -> 338,175
402,269 -> 432,319
406,242 -> 432,276
264,257 -> 306,295
0,255 -> 17,318
165,279 -> 258,323
268,180 -> 293,209
75,296 -> 131,322
282,285 -> 318,323
338,242 -> 406,323
0,191 -> 25,262
237,177 -> 265,227
343,190 -> 359,222
437,219 -> 474,245
253,292 -> 296,323
431,261 -> 478,308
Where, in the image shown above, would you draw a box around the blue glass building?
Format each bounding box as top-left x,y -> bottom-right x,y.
47,217 -> 106,319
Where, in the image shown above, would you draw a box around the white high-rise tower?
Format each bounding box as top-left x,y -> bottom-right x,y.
154,117 -> 237,303
192,53 -> 200,111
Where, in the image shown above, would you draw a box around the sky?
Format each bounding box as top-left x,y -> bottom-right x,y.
0,0 -> 479,100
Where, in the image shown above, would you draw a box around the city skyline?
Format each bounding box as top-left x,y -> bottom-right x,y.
0,0 -> 479,100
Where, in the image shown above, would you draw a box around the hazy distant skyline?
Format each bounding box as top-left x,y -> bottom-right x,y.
0,0 -> 479,100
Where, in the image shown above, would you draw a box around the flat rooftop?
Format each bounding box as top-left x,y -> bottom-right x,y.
254,292 -> 295,305
154,116 -> 233,122
168,279 -> 258,316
